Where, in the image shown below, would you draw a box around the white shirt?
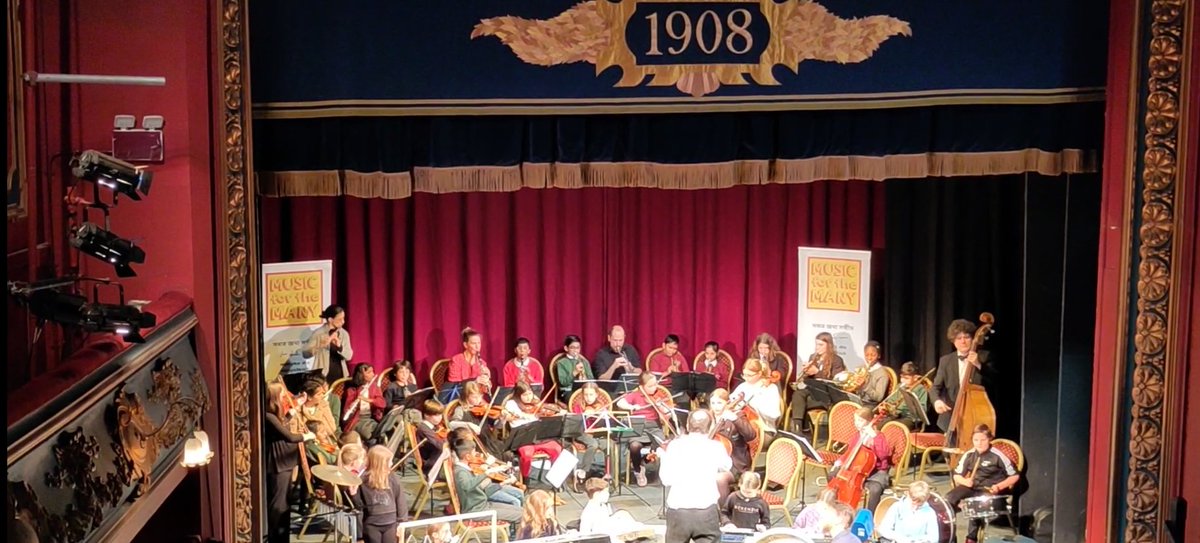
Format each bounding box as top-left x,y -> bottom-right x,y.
731,381 -> 782,432
503,400 -> 538,428
659,433 -> 732,510
877,499 -> 940,543
579,500 -> 613,533
957,352 -> 970,384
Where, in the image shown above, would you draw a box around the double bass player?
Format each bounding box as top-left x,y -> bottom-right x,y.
931,319 -> 993,432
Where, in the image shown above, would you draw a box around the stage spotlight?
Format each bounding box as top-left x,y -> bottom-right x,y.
70,223 -> 146,277
10,284 -> 157,343
71,150 -> 153,200
79,301 -> 157,342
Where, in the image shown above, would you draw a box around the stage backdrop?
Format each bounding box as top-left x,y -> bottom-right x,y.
259,181 -> 885,382
250,0 -> 1107,116
797,247 -> 871,369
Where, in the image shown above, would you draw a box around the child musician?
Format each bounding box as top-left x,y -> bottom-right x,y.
503,382 -> 565,480
616,372 -> 673,487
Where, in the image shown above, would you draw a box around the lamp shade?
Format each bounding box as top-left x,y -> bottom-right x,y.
181,430 -> 214,468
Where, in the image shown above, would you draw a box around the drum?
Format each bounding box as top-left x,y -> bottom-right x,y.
962,494 -> 1009,520
874,492 -> 955,543
928,492 -> 956,543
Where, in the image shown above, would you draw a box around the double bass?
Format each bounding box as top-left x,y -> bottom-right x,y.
945,313 -> 997,465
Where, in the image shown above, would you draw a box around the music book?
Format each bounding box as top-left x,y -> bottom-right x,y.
804,379 -> 863,406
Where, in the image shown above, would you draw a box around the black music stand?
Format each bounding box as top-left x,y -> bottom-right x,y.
586,378 -> 628,398
898,388 -> 930,427
402,387 -> 437,410
777,430 -> 822,508
501,415 -> 567,451
805,379 -> 863,407
669,372 -> 717,404
492,386 -> 515,406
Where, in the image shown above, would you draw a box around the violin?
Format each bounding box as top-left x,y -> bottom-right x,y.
469,404 -> 505,419
465,450 -> 526,491
520,401 -> 564,418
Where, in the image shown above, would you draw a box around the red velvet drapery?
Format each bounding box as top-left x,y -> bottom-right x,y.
260,182 -> 885,382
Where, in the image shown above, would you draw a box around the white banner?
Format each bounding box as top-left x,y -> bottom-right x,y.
261,260 -> 333,381
797,247 -> 872,370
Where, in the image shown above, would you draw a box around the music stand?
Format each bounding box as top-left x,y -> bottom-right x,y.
402,387 -> 436,410
502,416 -> 567,451
543,449 -> 580,506
898,389 -> 930,427
777,430 -> 822,508
805,379 -> 863,406
669,372 -> 717,404
492,386 -> 515,406
584,379 -> 626,398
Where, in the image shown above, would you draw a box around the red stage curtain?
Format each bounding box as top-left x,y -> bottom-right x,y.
259,182 -> 885,382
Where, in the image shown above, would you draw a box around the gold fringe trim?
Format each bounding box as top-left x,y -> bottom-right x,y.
344,171 -> 412,199
257,149 -> 1098,198
258,170 -> 342,196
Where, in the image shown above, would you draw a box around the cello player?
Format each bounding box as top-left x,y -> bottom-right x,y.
828,406 -> 892,512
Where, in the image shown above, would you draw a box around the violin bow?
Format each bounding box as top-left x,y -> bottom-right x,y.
391,437 -> 428,471
477,388 -> 504,428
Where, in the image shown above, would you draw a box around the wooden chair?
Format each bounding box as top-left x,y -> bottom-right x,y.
327,377 -> 351,424
990,438 -> 1025,533
761,438 -> 804,526
429,358 -> 451,392
909,432 -> 948,481
778,352 -> 795,389
691,349 -> 735,389
442,458 -> 511,542
568,387 -> 612,412
803,401 -> 861,475
407,422 -> 449,518
746,414 -> 768,473
547,352 -> 571,404
880,420 -> 913,478
883,366 -> 898,396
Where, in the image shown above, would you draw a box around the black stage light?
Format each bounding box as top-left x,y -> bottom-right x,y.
79,301 -> 157,343
13,286 -> 157,343
71,150 -> 153,200
70,223 -> 146,277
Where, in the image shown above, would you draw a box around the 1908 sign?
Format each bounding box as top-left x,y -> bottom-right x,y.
473,0 -> 910,97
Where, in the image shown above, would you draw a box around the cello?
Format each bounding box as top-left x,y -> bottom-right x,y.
945,312 -> 997,466
826,411 -> 886,506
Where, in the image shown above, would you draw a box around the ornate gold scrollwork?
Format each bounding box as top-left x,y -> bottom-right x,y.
1123,1 -> 1187,541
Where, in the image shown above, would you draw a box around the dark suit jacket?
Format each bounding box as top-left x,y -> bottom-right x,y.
931,350 -> 991,431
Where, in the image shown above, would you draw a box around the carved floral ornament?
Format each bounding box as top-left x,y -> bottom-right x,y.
1123,0 -> 1186,540
7,359 -> 209,543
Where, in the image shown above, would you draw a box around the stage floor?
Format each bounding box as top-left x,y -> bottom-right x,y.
293,456 -> 1019,542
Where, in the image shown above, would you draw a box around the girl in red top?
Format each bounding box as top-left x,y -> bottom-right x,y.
448,327 -> 492,392
616,372 -> 674,486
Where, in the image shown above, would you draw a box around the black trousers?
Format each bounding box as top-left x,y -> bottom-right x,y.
788,388 -> 829,430
945,485 -> 990,540
266,470 -> 293,543
364,522 -> 399,543
665,504 -> 720,543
